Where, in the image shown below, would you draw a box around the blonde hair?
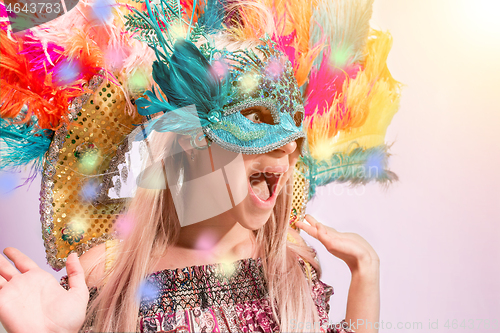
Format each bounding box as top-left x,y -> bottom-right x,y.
85,20 -> 323,333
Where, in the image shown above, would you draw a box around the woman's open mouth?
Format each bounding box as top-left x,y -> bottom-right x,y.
248,172 -> 281,201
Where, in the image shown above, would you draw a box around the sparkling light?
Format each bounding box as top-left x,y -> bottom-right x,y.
220,259 -> 237,278
0,172 -> 18,196
264,59 -> 284,79
61,218 -> 88,245
169,23 -> 186,40
115,214 -> 135,239
66,218 -> 89,235
80,180 -> 99,202
211,59 -> 229,78
54,60 -> 82,85
137,279 -> 160,305
239,74 -> 259,94
90,0 -> 114,24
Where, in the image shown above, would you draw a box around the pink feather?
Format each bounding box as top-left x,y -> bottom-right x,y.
304,48 -> 362,117
20,32 -> 66,77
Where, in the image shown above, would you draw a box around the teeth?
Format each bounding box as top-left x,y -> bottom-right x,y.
251,172 -> 283,177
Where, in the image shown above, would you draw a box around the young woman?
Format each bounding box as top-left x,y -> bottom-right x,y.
0,126 -> 380,332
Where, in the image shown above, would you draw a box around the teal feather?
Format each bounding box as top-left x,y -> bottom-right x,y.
133,105 -> 204,141
196,0 -> 226,33
300,144 -> 398,199
129,0 -> 233,136
0,117 -> 52,185
135,39 -> 232,135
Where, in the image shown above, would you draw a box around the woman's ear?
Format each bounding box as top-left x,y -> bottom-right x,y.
177,132 -> 210,153
176,135 -> 193,153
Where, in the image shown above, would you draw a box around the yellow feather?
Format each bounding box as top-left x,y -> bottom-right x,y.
306,29 -> 401,161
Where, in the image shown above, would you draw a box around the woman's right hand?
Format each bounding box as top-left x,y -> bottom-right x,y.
0,248 -> 89,333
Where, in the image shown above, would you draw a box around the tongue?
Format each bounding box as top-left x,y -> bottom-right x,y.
250,174 -> 270,201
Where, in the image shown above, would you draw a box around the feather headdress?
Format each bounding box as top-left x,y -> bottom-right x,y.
0,0 -> 400,268
0,0 -> 154,176
289,0 -> 401,224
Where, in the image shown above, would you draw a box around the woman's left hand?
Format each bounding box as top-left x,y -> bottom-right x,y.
295,214 -> 379,272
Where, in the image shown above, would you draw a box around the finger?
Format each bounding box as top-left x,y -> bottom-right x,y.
315,221 -> 330,241
3,247 -> 38,273
66,253 -> 89,300
0,250 -> 20,281
295,220 -> 317,238
304,214 -> 318,227
0,275 -> 7,289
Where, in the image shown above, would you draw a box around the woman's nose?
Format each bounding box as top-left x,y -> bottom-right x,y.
276,140 -> 297,155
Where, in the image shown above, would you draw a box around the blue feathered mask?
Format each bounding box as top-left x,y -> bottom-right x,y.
126,0 -> 305,154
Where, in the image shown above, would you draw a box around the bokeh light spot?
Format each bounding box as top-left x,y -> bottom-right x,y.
54,60 -> 82,85
264,59 -> 284,79
365,154 -> 383,178
80,180 -> 99,202
239,74 -> 259,94
128,70 -> 149,92
78,150 -> 101,174
115,214 -> 135,239
194,231 -> 217,251
0,172 -> 19,196
330,48 -> 350,67
137,279 -> 160,305
104,47 -> 126,68
90,0 -> 114,24
211,59 -> 229,78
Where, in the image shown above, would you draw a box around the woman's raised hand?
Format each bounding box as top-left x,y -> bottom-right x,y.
0,248 -> 89,333
295,214 -> 379,272
296,215 -> 381,333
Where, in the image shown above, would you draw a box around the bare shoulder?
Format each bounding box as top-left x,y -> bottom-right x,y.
78,243 -> 106,288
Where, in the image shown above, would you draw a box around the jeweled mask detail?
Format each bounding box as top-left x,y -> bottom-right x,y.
126,0 -> 305,154
203,39 -> 306,154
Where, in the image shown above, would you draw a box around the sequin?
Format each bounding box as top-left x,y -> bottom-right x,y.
61,222 -> 85,245
207,109 -> 222,123
198,38 -> 306,153
210,120 -> 266,141
39,72 -> 138,271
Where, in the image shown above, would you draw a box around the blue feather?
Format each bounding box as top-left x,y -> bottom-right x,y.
0,117 -> 52,186
134,105 -> 204,141
136,39 -> 232,132
300,144 -> 398,199
197,0 -> 226,33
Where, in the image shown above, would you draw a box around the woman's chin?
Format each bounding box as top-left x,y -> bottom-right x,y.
235,200 -> 273,230
238,217 -> 270,231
